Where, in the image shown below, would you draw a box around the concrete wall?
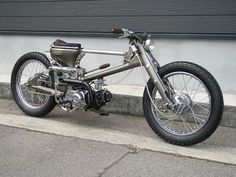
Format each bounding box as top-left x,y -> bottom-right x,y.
0,35 -> 236,94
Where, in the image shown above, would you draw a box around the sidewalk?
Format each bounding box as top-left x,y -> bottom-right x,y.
1,81 -> 236,128
1,72 -> 236,106
0,99 -> 235,177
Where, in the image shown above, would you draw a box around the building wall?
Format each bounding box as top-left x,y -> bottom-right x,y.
0,35 -> 236,94
0,0 -> 235,36
0,0 -> 235,94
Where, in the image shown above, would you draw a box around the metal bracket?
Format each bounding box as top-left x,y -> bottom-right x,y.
75,51 -> 86,68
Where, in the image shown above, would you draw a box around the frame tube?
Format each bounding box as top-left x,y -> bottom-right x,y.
83,49 -> 124,56
136,43 -> 171,103
82,56 -> 140,81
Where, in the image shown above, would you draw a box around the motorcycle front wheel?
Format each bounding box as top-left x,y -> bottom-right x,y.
143,61 -> 224,146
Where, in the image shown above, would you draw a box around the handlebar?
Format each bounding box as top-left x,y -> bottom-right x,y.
111,28 -> 149,42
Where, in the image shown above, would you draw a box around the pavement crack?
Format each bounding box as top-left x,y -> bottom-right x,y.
127,145 -> 140,154
97,148 -> 138,177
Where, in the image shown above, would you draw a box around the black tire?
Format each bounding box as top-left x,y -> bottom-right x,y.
143,61 -> 224,146
11,52 -> 56,117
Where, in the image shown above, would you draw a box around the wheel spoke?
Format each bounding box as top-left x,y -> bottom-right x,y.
182,75 -> 190,94
192,102 -> 210,112
150,71 -> 211,136
192,82 -> 201,100
162,119 -> 171,125
16,60 -> 50,109
26,65 -> 31,75
179,76 -> 192,94
179,115 -> 191,133
196,96 -> 210,103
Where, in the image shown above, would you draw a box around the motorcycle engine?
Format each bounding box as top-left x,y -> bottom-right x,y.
65,89 -> 89,109
63,89 -> 112,110
92,79 -> 112,109
94,89 -> 112,109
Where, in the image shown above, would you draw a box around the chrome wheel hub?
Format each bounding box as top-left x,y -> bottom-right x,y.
174,93 -> 192,114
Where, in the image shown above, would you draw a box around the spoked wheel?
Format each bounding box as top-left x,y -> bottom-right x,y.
11,52 -> 56,117
143,62 -> 224,146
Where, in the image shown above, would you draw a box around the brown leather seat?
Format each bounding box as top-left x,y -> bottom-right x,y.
53,39 -> 81,49
50,39 -> 81,66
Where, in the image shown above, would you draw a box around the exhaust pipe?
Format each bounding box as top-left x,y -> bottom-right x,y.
31,85 -> 63,96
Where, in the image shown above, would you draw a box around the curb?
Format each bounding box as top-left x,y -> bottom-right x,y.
1,82 -> 235,128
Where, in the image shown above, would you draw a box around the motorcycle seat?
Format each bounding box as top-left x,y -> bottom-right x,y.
52,39 -> 81,49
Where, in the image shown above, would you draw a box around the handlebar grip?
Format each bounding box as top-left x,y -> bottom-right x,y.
112,28 -> 123,34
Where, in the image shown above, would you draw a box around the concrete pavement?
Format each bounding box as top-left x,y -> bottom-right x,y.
0,125 -> 129,177
1,125 -> 235,177
0,99 -> 235,176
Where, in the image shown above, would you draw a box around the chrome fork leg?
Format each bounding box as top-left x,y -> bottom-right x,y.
136,43 -> 171,103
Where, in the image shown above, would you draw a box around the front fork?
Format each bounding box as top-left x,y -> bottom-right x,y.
136,43 -> 172,104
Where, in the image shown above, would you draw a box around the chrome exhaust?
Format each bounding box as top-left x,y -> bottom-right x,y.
31,85 -> 63,96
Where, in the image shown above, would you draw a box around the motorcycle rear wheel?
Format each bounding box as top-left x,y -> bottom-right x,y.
11,52 -> 56,117
143,61 -> 224,146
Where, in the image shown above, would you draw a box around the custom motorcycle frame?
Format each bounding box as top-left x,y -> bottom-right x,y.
49,41 -> 170,103
35,28 -> 172,110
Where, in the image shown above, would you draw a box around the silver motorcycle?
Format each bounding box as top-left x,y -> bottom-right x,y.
11,28 -> 224,146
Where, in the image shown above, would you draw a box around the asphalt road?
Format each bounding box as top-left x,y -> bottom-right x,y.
1,125 -> 236,177
0,99 -> 236,177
